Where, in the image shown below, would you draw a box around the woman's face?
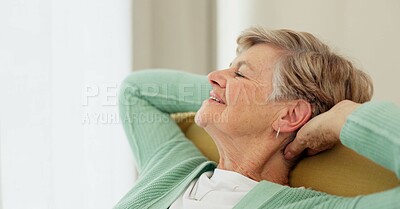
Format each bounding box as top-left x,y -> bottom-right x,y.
195,44 -> 284,137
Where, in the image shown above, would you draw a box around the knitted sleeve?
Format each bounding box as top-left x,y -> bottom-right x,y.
118,69 -> 211,173
340,101 -> 400,178
340,101 -> 400,208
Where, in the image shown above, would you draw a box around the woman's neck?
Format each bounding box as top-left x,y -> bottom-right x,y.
211,130 -> 291,185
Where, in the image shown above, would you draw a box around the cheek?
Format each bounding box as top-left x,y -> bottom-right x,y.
226,82 -> 246,105
217,107 -> 269,136
195,83 -> 273,135
227,83 -> 270,107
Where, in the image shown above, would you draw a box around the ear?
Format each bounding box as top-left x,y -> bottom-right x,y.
272,99 -> 312,133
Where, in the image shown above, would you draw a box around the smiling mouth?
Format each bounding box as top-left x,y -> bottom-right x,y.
210,96 -> 224,104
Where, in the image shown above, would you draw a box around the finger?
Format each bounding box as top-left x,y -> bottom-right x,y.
284,138 -> 307,160
306,148 -> 321,156
306,143 -> 336,156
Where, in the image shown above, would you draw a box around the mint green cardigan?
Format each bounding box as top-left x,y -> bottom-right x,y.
114,69 -> 400,209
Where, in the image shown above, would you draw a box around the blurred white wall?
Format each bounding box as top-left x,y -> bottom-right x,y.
133,0 -> 216,74
217,0 -> 400,104
0,0 -> 134,208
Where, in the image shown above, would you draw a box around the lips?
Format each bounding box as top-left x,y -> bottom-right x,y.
209,90 -> 225,104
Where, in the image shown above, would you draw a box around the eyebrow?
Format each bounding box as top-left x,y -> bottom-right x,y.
231,61 -> 254,72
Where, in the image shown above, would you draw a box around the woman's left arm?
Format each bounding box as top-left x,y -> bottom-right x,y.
339,101 -> 400,178
284,100 -> 400,178
284,100 -> 400,208
338,101 -> 400,209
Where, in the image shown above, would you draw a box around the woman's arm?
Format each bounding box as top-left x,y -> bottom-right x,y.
284,100 -> 400,178
339,101 -> 400,178
340,101 -> 400,208
281,100 -> 400,208
119,69 -> 211,173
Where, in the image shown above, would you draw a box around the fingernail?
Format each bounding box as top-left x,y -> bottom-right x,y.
285,152 -> 294,160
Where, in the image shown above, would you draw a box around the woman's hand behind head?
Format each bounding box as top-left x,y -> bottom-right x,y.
284,100 -> 361,160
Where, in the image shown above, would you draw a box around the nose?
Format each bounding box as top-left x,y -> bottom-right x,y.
208,69 -> 229,88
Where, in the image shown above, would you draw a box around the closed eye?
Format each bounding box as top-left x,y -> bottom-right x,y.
235,71 -> 245,78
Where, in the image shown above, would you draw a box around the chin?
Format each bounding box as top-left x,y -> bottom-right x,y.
195,100 -> 227,128
194,111 -> 207,128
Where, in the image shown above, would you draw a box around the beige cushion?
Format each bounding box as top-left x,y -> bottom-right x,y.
172,113 -> 399,197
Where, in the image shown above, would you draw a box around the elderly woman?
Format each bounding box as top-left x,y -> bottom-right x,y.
114,27 -> 399,209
